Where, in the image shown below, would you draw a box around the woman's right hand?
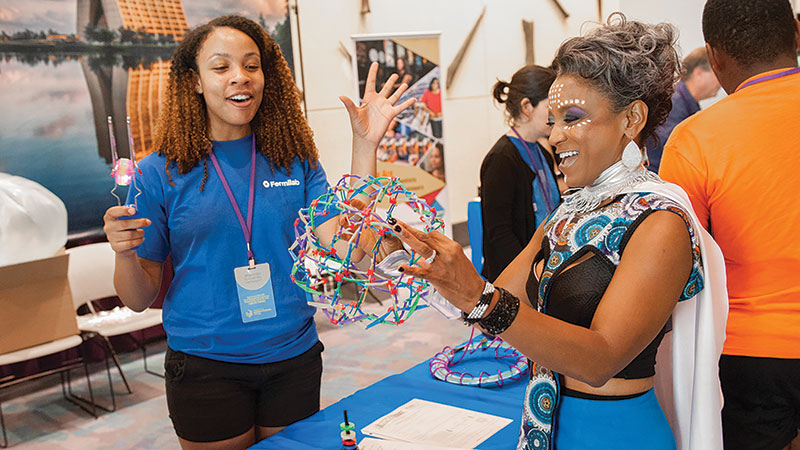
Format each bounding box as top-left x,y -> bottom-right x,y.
340,62 -> 416,150
103,206 -> 150,255
391,219 -> 486,313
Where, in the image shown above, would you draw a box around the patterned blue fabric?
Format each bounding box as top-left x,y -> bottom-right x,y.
508,136 -> 560,227
517,192 -> 705,449
540,192 -> 704,304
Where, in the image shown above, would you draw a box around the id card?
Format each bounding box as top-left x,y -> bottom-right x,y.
234,262 -> 277,323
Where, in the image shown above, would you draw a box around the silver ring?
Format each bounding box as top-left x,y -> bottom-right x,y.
425,250 -> 436,265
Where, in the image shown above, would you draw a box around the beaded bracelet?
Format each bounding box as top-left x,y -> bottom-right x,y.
478,287 -> 520,336
462,281 -> 495,325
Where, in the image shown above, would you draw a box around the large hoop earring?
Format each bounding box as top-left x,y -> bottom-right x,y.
622,139 -> 643,169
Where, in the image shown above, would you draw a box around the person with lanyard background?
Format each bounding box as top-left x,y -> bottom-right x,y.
643,47 -> 720,173
660,1 -> 800,449
377,14 -> 728,449
101,15 -> 413,450
479,65 -> 562,282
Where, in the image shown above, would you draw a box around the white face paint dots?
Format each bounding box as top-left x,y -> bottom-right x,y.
548,83 -> 564,108
549,83 -> 591,132
564,118 -> 591,131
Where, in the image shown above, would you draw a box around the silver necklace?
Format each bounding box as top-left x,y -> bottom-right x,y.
559,160 -> 660,214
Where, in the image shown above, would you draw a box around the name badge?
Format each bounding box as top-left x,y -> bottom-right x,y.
234,262 -> 277,323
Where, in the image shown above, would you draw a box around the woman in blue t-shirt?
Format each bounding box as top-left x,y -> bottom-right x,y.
102,15 -> 412,450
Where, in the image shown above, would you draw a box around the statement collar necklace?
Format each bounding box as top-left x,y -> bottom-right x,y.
559,160 -> 659,214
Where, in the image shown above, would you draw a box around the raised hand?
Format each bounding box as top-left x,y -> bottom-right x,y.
340,62 -> 417,149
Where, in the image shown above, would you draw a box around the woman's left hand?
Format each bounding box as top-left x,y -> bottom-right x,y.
340,62 -> 416,149
391,219 -> 486,312
337,198 -> 405,262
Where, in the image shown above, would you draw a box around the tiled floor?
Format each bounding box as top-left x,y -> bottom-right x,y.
1,301 -> 470,449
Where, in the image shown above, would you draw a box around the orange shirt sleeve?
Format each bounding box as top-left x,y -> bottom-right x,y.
659,123 -> 711,231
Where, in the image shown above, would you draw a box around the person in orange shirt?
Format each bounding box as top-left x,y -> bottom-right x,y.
659,1 -> 800,449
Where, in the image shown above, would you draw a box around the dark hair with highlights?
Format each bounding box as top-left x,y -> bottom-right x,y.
492,65 -> 555,124
154,15 -> 317,190
703,0 -> 797,67
551,13 -> 679,146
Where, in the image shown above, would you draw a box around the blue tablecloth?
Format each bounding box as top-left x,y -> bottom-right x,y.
252,348 -> 527,449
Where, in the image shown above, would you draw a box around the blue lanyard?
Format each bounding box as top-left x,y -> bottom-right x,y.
510,127 -> 555,213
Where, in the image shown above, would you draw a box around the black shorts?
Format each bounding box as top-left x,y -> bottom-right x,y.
164,340 -> 324,443
720,355 -> 800,450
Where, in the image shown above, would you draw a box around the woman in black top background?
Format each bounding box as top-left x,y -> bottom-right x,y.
480,65 -> 562,282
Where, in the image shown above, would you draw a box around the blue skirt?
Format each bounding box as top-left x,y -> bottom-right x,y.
554,388 -> 676,449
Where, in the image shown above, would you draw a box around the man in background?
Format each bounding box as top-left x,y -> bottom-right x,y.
645,47 -> 720,173
660,1 -> 800,449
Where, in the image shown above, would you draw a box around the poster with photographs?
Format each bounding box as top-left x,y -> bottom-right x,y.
352,33 -> 451,235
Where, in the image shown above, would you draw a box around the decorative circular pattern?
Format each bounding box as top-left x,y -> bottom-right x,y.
547,252 -> 564,269
604,217 -> 631,252
429,332 -> 529,388
289,174 -> 444,328
525,428 -> 550,450
684,270 -> 701,298
527,381 -> 556,423
538,273 -> 551,303
574,215 -> 611,247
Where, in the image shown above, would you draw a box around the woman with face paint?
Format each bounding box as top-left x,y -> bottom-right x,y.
101,15 -> 412,450
378,14 -> 728,449
480,65 -> 562,282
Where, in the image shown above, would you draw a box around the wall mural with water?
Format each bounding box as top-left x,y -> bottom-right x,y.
0,0 -> 293,244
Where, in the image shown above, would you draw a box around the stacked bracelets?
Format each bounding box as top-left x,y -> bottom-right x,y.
462,283 -> 520,337
462,282 -> 494,324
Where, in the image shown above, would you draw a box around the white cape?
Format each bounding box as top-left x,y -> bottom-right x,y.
622,180 -> 728,450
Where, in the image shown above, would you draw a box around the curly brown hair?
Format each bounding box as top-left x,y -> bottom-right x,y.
154,15 -> 318,190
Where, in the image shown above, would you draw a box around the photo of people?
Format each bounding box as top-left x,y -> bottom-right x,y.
353,34 -> 450,235
355,37 -> 445,183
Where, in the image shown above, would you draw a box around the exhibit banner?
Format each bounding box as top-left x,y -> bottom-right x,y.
351,32 -> 451,236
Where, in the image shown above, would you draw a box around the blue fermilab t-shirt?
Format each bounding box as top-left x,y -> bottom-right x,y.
126,134 -> 330,364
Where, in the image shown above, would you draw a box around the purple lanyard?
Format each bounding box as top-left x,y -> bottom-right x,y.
208,136 -> 257,267
735,67 -> 800,92
510,127 -> 555,212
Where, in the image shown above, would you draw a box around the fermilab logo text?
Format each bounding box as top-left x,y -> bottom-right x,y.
263,179 -> 300,188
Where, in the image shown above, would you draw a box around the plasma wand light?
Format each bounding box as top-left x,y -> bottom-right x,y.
108,115 -> 142,208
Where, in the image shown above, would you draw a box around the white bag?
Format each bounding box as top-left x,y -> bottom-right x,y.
0,173 -> 68,266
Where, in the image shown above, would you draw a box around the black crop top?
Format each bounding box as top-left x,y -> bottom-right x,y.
525,192 -> 705,379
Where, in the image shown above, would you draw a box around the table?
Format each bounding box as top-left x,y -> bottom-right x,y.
252,346 -> 527,449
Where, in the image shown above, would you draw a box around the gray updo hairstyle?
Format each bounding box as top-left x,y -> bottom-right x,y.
551,13 -> 680,146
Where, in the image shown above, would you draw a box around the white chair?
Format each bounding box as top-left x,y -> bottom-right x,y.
0,335 -> 97,448
66,242 -> 163,412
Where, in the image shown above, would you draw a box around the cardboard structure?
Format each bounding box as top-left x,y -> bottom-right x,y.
0,252 -> 79,355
